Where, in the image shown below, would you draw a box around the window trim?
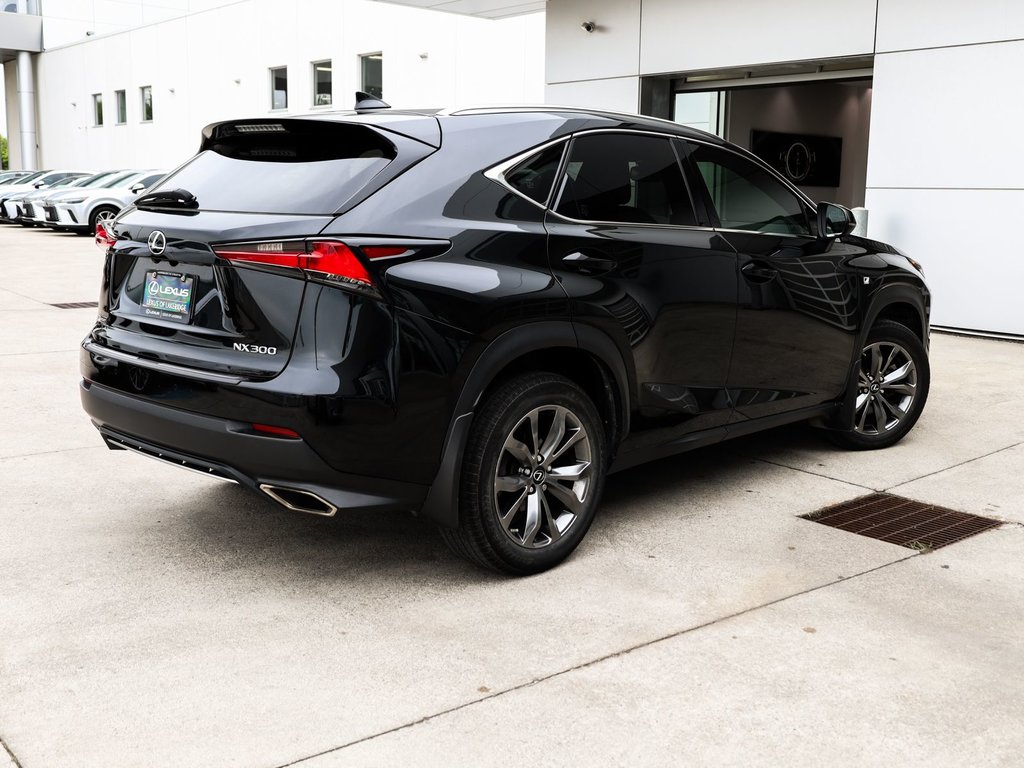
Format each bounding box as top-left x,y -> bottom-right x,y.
139,85 -> 153,123
92,92 -> 103,127
269,65 -> 288,111
311,59 -> 332,108
114,89 -> 127,125
485,127 -> 819,236
484,136 -> 570,211
358,52 -> 383,99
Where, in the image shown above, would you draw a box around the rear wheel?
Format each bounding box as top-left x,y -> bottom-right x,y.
441,372 -> 606,575
829,320 -> 929,450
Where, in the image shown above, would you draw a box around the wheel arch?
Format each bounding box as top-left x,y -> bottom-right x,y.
420,321 -> 632,528
828,284 -> 930,430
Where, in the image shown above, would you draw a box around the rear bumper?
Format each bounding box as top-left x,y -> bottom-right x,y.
81,379 -> 428,514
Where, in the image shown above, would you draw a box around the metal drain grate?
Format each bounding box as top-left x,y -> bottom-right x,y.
50,301 -> 98,309
802,493 -> 1002,550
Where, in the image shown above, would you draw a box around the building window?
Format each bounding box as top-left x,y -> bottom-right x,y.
140,86 -> 153,122
312,60 -> 332,107
360,53 -> 382,99
115,90 -> 127,124
92,94 -> 103,126
270,66 -> 288,110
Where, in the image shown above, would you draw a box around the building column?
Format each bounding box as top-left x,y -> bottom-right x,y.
15,50 -> 37,170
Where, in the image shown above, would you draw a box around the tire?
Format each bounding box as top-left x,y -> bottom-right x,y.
440,372 -> 607,575
89,206 -> 119,234
829,320 -> 930,450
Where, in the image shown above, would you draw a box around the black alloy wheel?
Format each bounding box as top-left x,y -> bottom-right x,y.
441,372 -> 606,574
830,320 -> 930,450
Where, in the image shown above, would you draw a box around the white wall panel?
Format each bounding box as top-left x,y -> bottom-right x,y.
545,76 -> 638,113
865,188 -> 1024,335
876,0 -> 1024,53
639,0 -> 877,75
29,0 -> 545,170
866,41 -> 1024,190
545,0 -> 639,83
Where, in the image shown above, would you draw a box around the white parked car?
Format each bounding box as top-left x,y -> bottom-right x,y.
0,171 -> 34,185
31,170 -> 134,227
46,170 -> 168,234
0,170 -> 89,221
1,172 -> 90,223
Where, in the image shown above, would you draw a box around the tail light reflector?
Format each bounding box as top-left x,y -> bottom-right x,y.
251,423 -> 301,439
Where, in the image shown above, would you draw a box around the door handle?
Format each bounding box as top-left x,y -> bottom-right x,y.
741,261 -> 777,283
561,251 -> 617,275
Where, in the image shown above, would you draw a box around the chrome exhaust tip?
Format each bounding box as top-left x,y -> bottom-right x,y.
259,484 -> 338,517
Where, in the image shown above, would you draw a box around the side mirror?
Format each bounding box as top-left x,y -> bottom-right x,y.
817,202 -> 856,239
130,182 -> 145,194
34,181 -> 46,188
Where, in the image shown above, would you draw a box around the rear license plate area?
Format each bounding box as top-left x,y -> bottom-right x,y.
141,270 -> 195,323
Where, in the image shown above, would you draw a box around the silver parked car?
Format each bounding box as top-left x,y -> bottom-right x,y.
47,170 -> 167,234
2,172 -> 90,224
0,171 -> 34,185
31,170 -> 134,227
0,171 -> 89,221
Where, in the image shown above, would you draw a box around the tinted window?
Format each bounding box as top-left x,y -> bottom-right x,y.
504,143 -> 564,205
689,143 -> 812,235
148,121 -> 396,215
555,133 -> 696,226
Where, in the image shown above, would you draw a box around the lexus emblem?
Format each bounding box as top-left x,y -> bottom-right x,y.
148,230 -> 167,256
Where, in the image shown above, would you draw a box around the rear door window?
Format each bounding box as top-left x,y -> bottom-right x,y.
146,120 -> 397,215
554,133 -> 697,226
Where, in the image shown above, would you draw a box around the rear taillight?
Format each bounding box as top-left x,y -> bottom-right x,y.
95,221 -> 116,250
214,239 -> 377,295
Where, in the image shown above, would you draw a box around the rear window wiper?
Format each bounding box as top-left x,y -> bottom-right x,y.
135,188 -> 199,212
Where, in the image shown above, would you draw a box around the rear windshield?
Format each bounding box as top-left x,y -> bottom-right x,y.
148,120 -> 396,215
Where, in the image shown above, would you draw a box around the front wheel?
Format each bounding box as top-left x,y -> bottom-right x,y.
829,320 -> 930,450
441,372 -> 607,575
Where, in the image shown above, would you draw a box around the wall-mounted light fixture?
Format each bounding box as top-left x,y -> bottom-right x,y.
580,21 -> 596,33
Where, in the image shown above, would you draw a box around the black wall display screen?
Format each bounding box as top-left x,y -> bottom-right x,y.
751,130 -> 842,187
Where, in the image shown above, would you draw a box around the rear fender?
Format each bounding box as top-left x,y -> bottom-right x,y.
419,321 -> 631,527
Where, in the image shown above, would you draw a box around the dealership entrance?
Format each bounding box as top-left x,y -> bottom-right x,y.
645,58 -> 874,210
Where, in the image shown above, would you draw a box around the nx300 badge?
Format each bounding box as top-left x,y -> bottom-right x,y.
233,343 -> 278,355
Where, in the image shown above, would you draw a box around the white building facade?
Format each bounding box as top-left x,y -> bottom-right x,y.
2,0 -> 544,169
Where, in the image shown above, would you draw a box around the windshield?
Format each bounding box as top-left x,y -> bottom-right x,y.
76,171 -> 126,188
48,176 -> 86,189
102,171 -> 145,188
11,171 -> 47,185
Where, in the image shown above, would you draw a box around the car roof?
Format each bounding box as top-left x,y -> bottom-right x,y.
204,105 -> 728,150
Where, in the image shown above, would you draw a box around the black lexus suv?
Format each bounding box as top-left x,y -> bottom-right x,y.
81,105 -> 931,574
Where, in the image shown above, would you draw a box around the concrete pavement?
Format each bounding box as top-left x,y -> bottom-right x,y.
0,223 -> 1021,767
